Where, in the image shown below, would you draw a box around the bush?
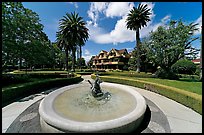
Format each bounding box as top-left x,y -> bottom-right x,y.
154,68 -> 179,80
2,74 -> 32,87
75,72 -> 93,75
2,75 -> 83,107
2,72 -> 76,88
195,66 -> 201,76
172,59 -> 197,75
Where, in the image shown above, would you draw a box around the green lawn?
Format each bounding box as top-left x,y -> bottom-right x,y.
136,78 -> 202,95
101,72 -> 202,95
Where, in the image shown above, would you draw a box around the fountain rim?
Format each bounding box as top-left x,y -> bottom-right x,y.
39,82 -> 146,132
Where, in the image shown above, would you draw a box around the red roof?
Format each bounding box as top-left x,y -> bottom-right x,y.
192,59 -> 200,63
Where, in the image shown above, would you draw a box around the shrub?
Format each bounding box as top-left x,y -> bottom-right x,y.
2,74 -> 32,87
172,59 -> 197,75
2,75 -> 83,107
154,68 -> 179,80
75,72 -> 93,75
195,66 -> 201,76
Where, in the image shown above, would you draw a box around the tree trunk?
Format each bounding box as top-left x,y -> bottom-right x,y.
25,61 -> 27,74
65,47 -> 69,72
136,29 -> 141,73
72,48 -> 76,72
18,58 -> 22,70
79,45 -> 82,71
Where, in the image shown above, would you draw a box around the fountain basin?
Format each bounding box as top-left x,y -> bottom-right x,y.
39,82 -> 146,133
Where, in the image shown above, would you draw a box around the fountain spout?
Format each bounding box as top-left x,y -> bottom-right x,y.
88,73 -> 111,100
88,74 -> 103,98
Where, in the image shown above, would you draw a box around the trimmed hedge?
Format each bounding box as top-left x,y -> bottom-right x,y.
2,74 -> 32,87
75,72 -> 93,75
2,75 -> 83,107
97,72 -> 154,78
2,73 -> 75,87
91,74 -> 202,114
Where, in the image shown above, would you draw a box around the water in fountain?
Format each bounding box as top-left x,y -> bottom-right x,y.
39,74 -> 146,133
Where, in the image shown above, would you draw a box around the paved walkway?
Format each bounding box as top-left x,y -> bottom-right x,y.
2,75 -> 202,133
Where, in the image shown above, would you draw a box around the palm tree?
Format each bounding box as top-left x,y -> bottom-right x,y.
56,31 -> 71,71
126,4 -> 151,73
58,12 -> 89,72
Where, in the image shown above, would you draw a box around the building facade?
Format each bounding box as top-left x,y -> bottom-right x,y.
92,48 -> 131,70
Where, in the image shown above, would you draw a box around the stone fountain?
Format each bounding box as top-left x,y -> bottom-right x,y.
39,74 -> 146,133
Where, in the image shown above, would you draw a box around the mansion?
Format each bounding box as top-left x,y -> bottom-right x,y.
92,48 -> 131,70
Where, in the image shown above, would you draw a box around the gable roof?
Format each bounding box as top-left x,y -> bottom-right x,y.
92,48 -> 131,60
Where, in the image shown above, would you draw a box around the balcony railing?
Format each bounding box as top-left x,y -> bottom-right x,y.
95,62 -> 124,65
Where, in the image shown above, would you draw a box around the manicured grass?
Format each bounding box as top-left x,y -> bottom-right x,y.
101,72 -> 202,95
91,74 -> 202,114
122,77 -> 202,95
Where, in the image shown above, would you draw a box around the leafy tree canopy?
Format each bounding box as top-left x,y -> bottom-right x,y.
144,20 -> 199,72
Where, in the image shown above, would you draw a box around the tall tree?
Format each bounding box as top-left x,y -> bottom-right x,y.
126,4 -> 151,73
56,31 -> 71,71
2,2 -> 52,71
144,20 -> 199,79
58,12 -> 89,72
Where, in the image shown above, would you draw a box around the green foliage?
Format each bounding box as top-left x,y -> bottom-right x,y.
87,56 -> 94,68
2,74 -> 31,87
154,68 -> 179,80
126,4 -> 151,31
2,75 -> 83,107
195,66 -> 201,76
126,4 -> 152,72
57,12 -> 89,72
2,2 -> 54,71
128,45 -> 157,73
76,58 -> 86,67
144,20 -> 199,78
2,72 -> 74,88
171,59 -> 197,75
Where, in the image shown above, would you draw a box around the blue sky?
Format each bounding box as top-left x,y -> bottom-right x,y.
22,2 -> 202,62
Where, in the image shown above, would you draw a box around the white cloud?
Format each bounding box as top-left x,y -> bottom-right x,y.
87,2 -> 108,26
161,15 -> 171,23
85,49 -> 91,55
193,15 -> 202,35
69,2 -> 78,9
87,2 -> 172,45
83,49 -> 94,63
126,47 -> 134,52
87,15 -> 135,45
196,51 -> 201,59
105,2 -> 134,18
